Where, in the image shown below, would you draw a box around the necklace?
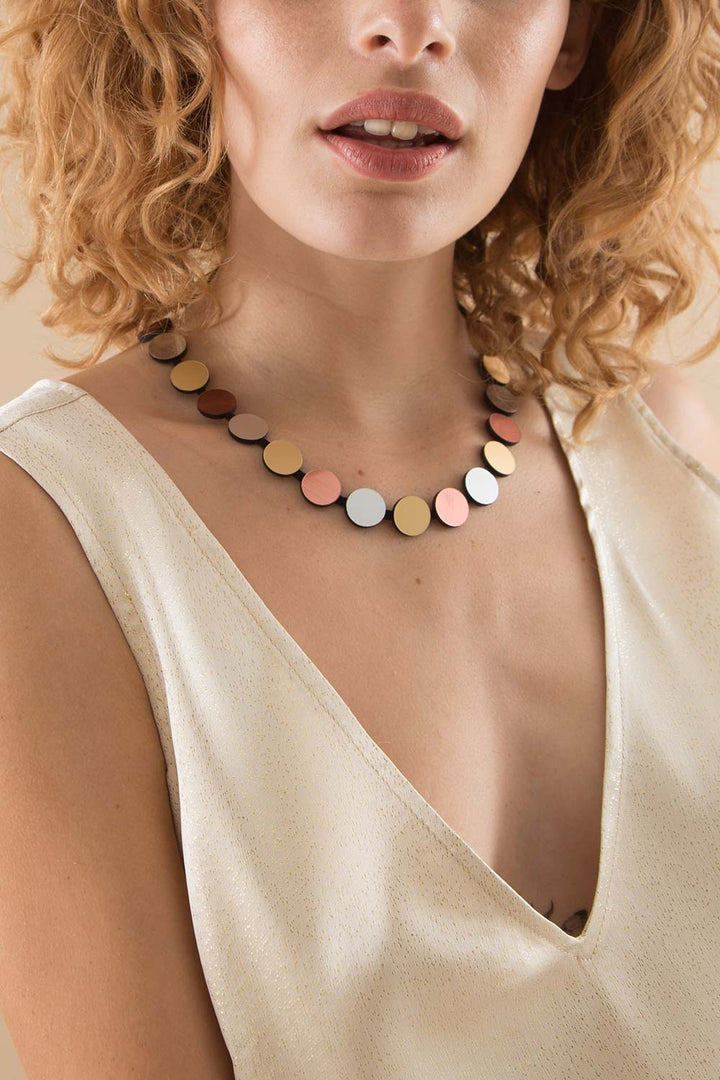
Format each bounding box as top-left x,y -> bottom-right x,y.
139,318 -> 527,537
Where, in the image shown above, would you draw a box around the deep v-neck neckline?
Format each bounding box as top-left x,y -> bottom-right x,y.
34,376 -> 624,956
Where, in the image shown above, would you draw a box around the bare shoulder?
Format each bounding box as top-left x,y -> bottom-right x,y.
0,447 -> 234,1078
638,362 -> 720,476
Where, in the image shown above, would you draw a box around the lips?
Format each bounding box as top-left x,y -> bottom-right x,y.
319,88 -> 465,142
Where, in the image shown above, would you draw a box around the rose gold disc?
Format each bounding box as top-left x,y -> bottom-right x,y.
482,355 -> 511,384
198,388 -> 237,418
434,487 -> 470,527
392,495 -> 431,536
228,413 -> 269,442
170,359 -> 210,393
482,440 -> 516,475
488,412 -> 522,444
301,469 -> 342,506
263,439 -> 303,476
148,331 -> 188,362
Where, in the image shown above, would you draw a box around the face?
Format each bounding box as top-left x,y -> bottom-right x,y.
208,0 -> 598,264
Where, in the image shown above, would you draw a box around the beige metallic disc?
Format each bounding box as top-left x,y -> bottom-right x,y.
485,383 -> 522,414
482,355 -> 511,384
228,413 -> 269,442
392,495 -> 431,536
148,331 -> 187,362
263,439 -> 303,475
170,359 -> 210,393
482,440 -> 516,475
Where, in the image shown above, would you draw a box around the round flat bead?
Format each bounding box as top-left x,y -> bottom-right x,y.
482,440 -> 516,475
138,318 -> 173,343
228,413 -> 269,442
392,495 -> 431,536
263,439 -> 303,475
488,412 -> 522,444
434,487 -> 470,527
301,469 -> 342,506
481,355 -> 511,384
148,331 -> 188,363
170,359 -> 210,393
345,487 -> 387,528
464,466 -> 499,505
198,388 -> 237,418
485,383 -> 523,414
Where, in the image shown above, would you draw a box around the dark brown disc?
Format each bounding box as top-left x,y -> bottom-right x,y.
148,331 -> 188,363
197,387 -> 237,418
485,383 -> 522,415
487,412 -> 522,444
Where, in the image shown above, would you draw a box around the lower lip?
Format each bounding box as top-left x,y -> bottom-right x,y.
317,130 -> 459,181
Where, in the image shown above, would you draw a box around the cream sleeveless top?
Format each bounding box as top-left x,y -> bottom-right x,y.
0,372 -> 719,1078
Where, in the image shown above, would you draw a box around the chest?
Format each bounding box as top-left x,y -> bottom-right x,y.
66,366 -> 610,937
162,419 -> 608,937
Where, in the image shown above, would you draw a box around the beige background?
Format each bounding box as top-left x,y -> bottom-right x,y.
1,134 -> 719,1077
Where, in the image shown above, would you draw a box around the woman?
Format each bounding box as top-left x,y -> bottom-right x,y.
0,0 -> 719,1076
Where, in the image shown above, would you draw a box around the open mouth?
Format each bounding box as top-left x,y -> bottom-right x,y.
324,124 -> 452,149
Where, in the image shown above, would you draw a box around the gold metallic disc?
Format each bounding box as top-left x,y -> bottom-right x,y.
482,440 -> 516,476
170,359 -> 210,393
481,355 -> 511,384
464,466 -> 499,505
392,495 -> 431,536
345,487 -> 387,527
148,332 -> 188,362
434,487 -> 470,527
228,413 -> 269,442
301,469 -> 342,506
263,439 -> 303,476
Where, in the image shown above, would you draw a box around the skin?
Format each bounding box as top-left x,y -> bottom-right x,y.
186,0 -> 603,459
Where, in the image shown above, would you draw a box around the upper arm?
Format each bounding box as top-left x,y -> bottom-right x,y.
0,450 -> 235,1080
639,363 -> 720,477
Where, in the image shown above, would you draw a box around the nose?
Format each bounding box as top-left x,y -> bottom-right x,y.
350,6 -> 457,65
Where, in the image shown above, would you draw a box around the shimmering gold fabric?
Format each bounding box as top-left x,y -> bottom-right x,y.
1,370 -> 719,1077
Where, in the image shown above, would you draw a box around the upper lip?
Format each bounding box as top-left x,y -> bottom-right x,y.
319,89 -> 465,141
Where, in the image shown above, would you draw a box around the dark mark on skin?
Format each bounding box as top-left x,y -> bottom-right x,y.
531,898 -> 590,937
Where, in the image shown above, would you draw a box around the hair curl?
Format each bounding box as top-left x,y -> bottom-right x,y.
0,0 -> 719,442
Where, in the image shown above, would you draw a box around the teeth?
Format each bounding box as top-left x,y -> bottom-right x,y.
347,119 -> 441,140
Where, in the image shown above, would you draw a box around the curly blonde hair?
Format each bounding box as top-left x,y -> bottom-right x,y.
0,0 -> 719,442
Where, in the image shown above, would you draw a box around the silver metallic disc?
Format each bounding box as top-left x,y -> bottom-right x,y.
345,487 -> 387,527
464,466 -> 500,505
